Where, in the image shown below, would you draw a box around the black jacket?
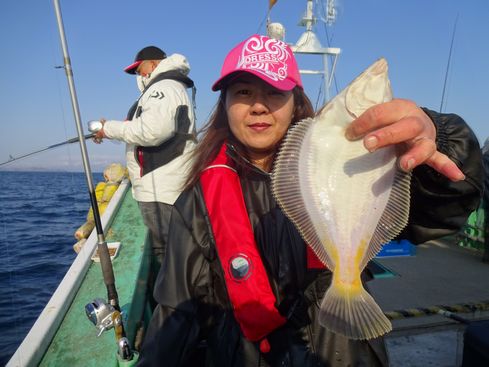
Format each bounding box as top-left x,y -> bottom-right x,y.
137,109 -> 483,367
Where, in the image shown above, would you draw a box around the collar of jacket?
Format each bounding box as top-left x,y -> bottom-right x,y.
225,143 -> 272,178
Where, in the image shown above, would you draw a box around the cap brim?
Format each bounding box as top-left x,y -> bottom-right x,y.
212,70 -> 297,92
124,60 -> 143,74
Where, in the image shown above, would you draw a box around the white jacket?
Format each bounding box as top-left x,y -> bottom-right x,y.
103,54 -> 196,204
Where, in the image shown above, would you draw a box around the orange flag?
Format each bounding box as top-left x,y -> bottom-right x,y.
269,0 -> 277,10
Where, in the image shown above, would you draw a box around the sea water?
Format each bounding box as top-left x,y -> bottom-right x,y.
0,171 -> 102,365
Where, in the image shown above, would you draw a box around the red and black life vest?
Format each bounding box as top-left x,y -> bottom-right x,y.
200,144 -> 325,349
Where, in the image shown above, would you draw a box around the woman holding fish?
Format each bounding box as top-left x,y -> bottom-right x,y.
136,34 -> 483,367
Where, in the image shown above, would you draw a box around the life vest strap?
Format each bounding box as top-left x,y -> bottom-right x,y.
200,144 -> 286,342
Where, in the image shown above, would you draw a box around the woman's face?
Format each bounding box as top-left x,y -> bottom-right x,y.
225,74 -> 295,171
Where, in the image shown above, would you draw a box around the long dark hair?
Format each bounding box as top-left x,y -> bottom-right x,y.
183,86 -> 314,189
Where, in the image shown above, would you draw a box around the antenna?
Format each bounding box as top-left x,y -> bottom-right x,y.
325,0 -> 337,26
440,14 -> 458,113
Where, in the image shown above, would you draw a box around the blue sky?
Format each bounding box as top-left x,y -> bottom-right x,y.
1,0 -> 488,172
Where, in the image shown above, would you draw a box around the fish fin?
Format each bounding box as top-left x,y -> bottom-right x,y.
361,168 -> 412,269
272,118 -> 333,269
319,282 -> 392,340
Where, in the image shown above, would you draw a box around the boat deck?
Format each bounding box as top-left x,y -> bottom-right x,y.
369,237 -> 489,366
39,187 -> 150,367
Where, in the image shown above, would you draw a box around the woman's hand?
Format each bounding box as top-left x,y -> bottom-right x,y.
345,98 -> 465,182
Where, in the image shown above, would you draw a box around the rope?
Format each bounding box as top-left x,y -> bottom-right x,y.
385,300 -> 489,320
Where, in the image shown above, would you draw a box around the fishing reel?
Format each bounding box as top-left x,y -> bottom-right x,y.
85,298 -> 133,360
87,120 -> 103,133
85,298 -> 117,337
87,119 -> 121,145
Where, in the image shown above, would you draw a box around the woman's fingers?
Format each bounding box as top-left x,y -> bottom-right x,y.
398,145 -> 465,182
397,136 -> 437,171
424,151 -> 465,182
345,99 -> 464,182
346,99 -> 420,140
361,116 -> 426,152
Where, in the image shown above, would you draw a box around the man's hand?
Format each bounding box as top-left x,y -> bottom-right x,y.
92,119 -> 106,144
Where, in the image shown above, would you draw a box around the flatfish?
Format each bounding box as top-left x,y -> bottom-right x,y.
271,58 -> 411,340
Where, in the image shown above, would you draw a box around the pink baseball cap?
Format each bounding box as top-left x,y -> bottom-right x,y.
212,34 -> 303,92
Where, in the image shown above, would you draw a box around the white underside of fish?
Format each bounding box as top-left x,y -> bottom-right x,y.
272,58 -> 411,340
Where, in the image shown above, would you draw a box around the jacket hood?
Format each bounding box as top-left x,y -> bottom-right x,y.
150,53 -> 190,81
137,54 -> 192,92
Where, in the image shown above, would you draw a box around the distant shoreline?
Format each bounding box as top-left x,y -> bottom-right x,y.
0,169 -> 104,174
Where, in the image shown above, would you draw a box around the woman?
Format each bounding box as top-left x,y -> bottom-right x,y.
137,34 -> 483,366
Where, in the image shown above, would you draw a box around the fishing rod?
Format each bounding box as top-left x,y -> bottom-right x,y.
52,0 -> 133,361
0,130 -> 96,167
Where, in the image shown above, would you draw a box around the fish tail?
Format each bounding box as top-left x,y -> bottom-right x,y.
318,282 -> 392,340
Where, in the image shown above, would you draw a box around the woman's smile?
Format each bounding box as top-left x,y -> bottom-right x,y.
225,74 -> 295,171
248,122 -> 271,132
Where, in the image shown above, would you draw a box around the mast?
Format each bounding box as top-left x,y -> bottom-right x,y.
293,0 -> 340,103
268,0 -> 340,105
52,0 -> 133,361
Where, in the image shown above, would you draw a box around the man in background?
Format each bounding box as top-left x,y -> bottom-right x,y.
94,45 -> 197,286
